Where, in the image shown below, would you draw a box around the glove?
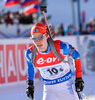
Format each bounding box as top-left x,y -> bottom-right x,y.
75,78 -> 84,92
26,80 -> 35,99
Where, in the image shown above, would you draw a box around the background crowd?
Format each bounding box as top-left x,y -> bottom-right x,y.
0,11 -> 34,25
0,11 -> 95,36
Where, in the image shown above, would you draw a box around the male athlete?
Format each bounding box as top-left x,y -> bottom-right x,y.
25,22 -> 84,100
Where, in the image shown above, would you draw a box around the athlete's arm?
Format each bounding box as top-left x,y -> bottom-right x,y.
25,48 -> 34,81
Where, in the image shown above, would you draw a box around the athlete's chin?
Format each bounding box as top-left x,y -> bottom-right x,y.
37,47 -> 43,51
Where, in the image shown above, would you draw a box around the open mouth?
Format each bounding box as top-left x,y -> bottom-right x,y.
37,44 -> 43,47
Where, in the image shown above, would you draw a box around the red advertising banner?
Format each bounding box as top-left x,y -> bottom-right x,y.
0,40 -> 39,84
6,44 -> 17,83
0,45 -> 5,84
17,44 -> 27,81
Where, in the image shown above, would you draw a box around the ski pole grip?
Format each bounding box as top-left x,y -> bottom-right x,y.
40,6 -> 47,13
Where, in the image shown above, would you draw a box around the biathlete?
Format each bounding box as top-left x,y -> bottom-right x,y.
25,22 -> 84,100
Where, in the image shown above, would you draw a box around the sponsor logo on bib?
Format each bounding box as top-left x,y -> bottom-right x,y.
37,57 -> 58,65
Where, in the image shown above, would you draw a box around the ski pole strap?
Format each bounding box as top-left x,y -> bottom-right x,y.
47,38 -> 68,63
31,45 -> 37,67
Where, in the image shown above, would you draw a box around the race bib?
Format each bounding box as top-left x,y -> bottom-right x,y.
42,65 -> 64,76
39,63 -> 70,80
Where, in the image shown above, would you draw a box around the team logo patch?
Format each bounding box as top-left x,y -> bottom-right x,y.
34,29 -> 39,32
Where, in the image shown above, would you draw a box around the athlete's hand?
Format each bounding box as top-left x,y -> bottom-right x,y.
26,80 -> 35,99
75,78 -> 84,92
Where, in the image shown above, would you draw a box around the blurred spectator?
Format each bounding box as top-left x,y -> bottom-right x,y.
4,11 -> 13,25
13,14 -> 19,25
0,11 -> 34,25
55,23 -> 64,36
64,24 -> 77,36
19,14 -> 33,24
81,18 -> 95,35
58,23 -> 64,36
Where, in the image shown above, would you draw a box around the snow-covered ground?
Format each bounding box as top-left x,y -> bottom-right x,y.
0,72 -> 95,100
82,73 -> 95,100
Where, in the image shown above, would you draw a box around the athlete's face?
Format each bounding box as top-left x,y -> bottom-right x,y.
32,33 -> 48,52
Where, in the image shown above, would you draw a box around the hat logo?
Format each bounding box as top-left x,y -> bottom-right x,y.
34,29 -> 39,32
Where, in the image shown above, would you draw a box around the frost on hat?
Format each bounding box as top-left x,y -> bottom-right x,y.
31,23 -> 46,37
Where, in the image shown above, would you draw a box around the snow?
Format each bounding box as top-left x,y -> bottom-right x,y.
0,73 -> 95,100
0,79 -> 43,100
82,73 -> 95,100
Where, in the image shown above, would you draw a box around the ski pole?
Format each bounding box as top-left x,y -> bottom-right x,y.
29,97 -> 34,100
81,91 -> 89,100
77,88 -> 89,100
77,92 -> 82,99
29,95 -> 35,100
40,6 -> 52,38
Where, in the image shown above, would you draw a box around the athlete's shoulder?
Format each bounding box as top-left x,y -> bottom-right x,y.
53,40 -> 72,49
52,40 -> 61,51
59,40 -> 72,55
25,44 -> 34,61
53,40 -> 61,44
29,44 -> 34,52
60,41 -> 72,49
